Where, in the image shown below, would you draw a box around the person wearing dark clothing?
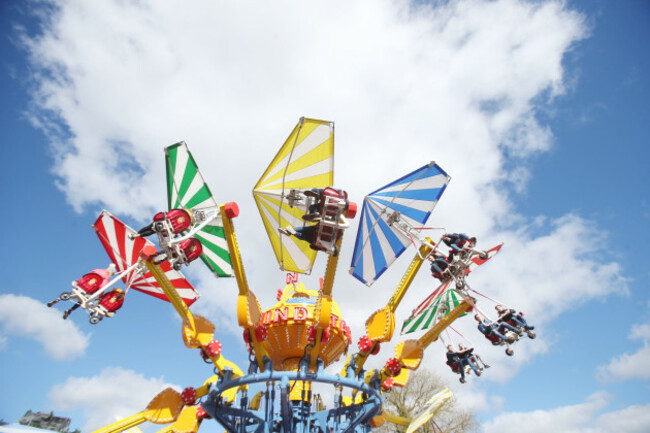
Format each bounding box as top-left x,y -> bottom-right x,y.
302,188 -> 325,221
456,344 -> 482,378
279,222 -> 319,242
446,345 -> 466,382
429,253 -> 450,281
475,314 -> 519,343
495,305 -> 534,331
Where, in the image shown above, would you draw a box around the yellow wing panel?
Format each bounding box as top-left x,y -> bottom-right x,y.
253,117 -> 334,273
255,118 -> 333,191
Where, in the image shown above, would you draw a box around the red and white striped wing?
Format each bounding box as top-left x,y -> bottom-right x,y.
93,210 -> 200,306
466,243 -> 503,274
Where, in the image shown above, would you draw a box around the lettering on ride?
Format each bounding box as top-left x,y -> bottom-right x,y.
286,272 -> 299,284
261,306 -> 350,336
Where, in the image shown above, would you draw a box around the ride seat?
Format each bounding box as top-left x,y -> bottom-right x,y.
76,271 -> 109,294
99,290 -> 125,313
180,238 -> 203,263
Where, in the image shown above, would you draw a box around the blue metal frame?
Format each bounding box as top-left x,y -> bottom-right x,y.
202,359 -> 383,433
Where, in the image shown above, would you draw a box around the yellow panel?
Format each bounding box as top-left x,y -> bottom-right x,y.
261,173 -> 335,193
182,315 -> 215,349
168,406 -> 199,433
365,307 -> 395,342
405,389 -> 453,433
254,118 -> 333,191
289,380 -> 312,402
392,368 -> 411,388
395,340 -> 424,370
237,292 -> 262,328
261,140 -> 333,187
249,391 -> 264,410
254,193 -> 316,273
145,388 -> 184,424
253,117 -> 334,274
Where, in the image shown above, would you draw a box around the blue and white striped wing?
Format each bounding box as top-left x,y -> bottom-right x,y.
349,162 -> 450,286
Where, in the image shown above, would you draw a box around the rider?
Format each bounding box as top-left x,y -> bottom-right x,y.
457,343 -> 489,371
495,305 -> 534,331
474,314 -> 519,344
442,233 -> 475,259
302,188 -> 325,221
428,252 -> 450,281
279,221 -> 319,243
446,344 -> 465,382
446,344 -> 481,383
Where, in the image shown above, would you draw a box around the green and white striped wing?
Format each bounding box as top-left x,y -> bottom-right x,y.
401,282 -> 466,334
166,142 -> 233,277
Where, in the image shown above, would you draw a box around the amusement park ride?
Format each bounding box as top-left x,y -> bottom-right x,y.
48,117 -> 536,433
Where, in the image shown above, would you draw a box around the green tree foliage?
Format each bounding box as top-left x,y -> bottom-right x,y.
376,369 -> 479,433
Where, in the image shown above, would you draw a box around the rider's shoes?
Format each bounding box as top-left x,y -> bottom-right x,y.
526,326 -> 535,330
459,377 -> 465,383
304,190 -> 320,198
485,364 -> 491,368
47,301 -> 54,307
302,213 -> 320,221
63,310 -> 70,320
278,227 -> 296,236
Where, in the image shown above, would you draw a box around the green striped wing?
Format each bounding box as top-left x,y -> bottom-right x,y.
401,282 -> 465,334
165,142 -> 233,277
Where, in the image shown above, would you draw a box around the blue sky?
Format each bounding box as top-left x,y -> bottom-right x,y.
0,0 -> 648,432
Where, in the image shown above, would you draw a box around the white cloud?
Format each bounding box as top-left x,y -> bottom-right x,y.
596,345 -> 650,383
594,403 -> 650,433
597,320 -> 650,383
18,0 -> 627,384
0,294 -> 89,360
48,367 -> 175,432
482,393 -> 650,433
22,0 -> 587,219
629,322 -> 650,341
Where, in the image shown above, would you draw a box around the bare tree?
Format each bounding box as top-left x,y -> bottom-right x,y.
376,369 -> 479,433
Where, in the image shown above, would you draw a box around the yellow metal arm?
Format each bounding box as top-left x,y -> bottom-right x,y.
142,256 -> 245,378
308,236 -> 343,371
92,388 -> 183,433
367,300 -> 473,391
219,203 -> 270,371
219,203 -> 250,297
143,258 -> 195,334
384,413 -> 410,427
419,300 -> 472,348
387,239 -> 435,313
344,239 -> 434,379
